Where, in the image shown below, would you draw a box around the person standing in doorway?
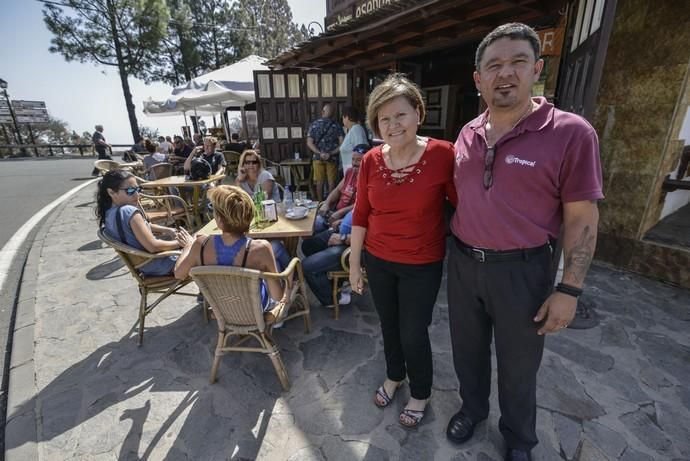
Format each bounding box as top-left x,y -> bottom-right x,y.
91,124 -> 112,176
307,103 -> 344,201
445,23 -> 604,461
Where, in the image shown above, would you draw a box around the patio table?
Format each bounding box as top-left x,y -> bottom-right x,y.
197,207 -> 317,255
141,174 -> 225,229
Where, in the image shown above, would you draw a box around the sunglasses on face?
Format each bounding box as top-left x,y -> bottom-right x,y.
244,160 -> 260,165
119,186 -> 142,196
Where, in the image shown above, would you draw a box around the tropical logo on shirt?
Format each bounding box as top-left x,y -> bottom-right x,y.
505,154 -> 536,167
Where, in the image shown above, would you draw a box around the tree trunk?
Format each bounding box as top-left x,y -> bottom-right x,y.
107,0 -> 140,142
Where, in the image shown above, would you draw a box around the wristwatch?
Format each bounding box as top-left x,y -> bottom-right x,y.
340,233 -> 348,242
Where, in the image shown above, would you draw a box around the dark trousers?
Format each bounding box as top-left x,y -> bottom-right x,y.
364,252 -> 443,400
447,238 -> 551,451
301,230 -> 346,306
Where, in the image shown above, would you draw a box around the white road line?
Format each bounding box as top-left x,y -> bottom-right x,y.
0,178 -> 98,293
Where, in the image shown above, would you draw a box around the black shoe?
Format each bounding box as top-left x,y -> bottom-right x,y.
446,411 -> 476,444
505,448 -> 532,461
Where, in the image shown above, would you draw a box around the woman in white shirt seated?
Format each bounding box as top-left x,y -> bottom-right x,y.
235,149 -> 281,202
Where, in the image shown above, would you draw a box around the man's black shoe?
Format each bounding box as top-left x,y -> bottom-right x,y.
505,448 -> 532,461
446,411 -> 476,444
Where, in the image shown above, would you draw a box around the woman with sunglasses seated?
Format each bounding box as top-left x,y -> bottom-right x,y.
174,185 -> 283,313
96,169 -> 192,276
235,150 -> 281,203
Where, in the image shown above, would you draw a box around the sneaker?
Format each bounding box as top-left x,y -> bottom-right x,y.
338,287 -> 351,305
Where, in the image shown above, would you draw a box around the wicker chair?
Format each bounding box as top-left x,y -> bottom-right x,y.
326,248 -> 366,320
189,257 -> 311,390
93,159 -> 123,176
139,193 -> 193,230
97,229 -> 196,345
222,151 -> 241,182
149,162 -> 173,180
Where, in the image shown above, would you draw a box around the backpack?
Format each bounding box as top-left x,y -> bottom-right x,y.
190,156 -> 212,180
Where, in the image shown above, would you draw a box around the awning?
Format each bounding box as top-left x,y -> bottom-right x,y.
268,0 -> 565,70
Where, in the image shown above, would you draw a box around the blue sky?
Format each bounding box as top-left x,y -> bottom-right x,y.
0,0 -> 325,143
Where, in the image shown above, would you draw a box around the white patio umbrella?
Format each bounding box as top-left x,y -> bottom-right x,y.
143,55 -> 269,138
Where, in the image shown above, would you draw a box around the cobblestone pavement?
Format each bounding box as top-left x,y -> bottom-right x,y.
5,185 -> 690,460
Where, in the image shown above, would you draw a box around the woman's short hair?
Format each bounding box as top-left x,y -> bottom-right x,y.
238,149 -> 264,169
366,73 -> 425,138
207,185 -> 255,234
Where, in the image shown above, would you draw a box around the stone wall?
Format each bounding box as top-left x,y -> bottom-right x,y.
591,0 -> 690,288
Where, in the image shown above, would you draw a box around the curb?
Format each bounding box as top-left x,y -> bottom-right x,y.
2,183 -> 96,461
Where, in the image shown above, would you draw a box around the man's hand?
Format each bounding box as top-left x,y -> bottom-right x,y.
328,209 -> 344,224
533,292 -> 577,335
327,233 -> 342,246
319,152 -> 329,161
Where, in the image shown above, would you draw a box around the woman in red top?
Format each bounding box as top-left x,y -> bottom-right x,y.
349,74 -> 456,428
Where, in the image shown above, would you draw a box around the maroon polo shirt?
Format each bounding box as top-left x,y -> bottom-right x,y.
451,97 -> 604,250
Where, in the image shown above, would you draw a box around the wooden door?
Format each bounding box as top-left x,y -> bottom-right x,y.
556,0 -> 617,119
254,70 -> 352,163
254,70 -> 306,163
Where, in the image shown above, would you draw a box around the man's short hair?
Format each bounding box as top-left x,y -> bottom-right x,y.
342,106 -> 363,124
475,23 -> 541,70
231,133 -> 240,141
366,73 -> 425,138
95,124 -> 103,131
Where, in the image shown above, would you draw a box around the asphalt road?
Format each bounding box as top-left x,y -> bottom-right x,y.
0,157 -> 97,249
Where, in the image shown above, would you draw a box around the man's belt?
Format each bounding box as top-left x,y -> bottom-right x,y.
454,237 -> 550,263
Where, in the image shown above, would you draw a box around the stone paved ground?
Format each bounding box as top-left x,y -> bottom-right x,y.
5,185 -> 690,461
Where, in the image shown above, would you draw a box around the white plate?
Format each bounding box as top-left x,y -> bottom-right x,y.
285,211 -> 308,220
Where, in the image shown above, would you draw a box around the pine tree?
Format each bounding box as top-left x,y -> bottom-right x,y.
42,0 -> 169,142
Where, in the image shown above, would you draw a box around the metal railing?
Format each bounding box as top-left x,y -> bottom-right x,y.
0,144 -> 134,157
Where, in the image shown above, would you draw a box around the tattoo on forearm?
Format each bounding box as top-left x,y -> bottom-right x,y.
564,225 -> 596,284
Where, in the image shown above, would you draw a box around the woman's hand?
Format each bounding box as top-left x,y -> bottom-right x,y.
236,166 -> 247,181
349,263 -> 365,295
175,227 -> 193,248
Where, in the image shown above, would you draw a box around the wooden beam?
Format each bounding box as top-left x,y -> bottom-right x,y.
279,0 -> 477,67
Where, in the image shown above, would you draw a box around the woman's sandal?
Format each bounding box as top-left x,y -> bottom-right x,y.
374,381 -> 402,408
399,401 -> 428,429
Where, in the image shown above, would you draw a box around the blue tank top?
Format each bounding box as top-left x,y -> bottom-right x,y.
203,235 -> 270,310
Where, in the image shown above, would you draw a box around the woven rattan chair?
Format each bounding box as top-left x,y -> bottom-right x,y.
150,162 -> 173,180
326,248 -> 366,320
190,257 -> 311,390
139,193 -> 193,230
97,229 -> 196,345
93,159 -> 123,176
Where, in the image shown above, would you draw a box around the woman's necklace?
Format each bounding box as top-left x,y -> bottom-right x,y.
388,149 -> 418,185
486,101 -> 534,147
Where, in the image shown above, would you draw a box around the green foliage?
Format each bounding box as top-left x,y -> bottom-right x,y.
42,0 -> 170,141
231,0 -> 308,60
42,0 -> 169,78
138,125 -> 160,139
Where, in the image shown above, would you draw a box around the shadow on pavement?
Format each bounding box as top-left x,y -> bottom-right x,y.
85,257 -> 125,280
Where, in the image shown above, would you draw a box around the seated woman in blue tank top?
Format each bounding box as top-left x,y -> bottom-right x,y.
96,169 -> 193,276
174,185 -> 283,310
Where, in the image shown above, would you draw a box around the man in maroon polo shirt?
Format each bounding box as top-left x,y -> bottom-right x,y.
446,23 -> 604,461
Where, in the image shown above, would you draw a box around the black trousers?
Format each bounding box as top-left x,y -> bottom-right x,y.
364,252 -> 443,400
447,238 -> 551,451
